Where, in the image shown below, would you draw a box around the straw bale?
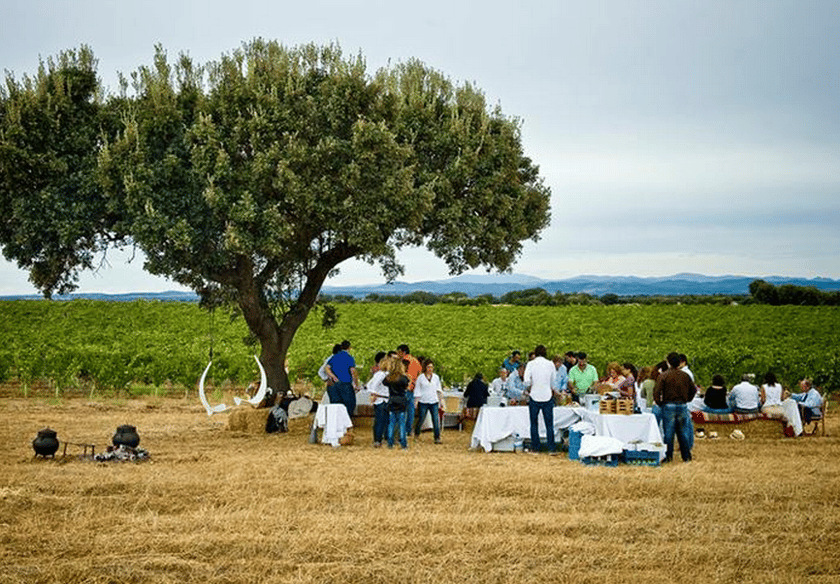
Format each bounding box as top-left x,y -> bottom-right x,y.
694,417 -> 787,439
226,406 -> 271,433
351,415 -> 374,431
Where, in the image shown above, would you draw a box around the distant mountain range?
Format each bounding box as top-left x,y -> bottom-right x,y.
4,273 -> 837,301
321,273 -> 840,298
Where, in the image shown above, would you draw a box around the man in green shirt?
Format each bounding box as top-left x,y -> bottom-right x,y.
567,352 -> 598,403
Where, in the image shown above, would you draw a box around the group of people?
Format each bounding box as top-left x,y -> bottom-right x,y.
317,341 -> 825,460
470,349 -> 630,408
486,348 -> 826,462
318,341 -> 441,449
698,372 -> 823,437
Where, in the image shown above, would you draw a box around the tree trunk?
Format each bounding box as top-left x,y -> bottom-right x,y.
234,248 -> 357,406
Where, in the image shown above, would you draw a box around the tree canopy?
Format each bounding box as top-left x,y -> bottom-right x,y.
1,40 -> 551,399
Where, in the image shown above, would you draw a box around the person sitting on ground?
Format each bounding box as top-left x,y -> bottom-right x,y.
760,372 -> 804,436
727,374 -> 761,414
789,378 -> 824,431
703,375 -> 731,413
490,368 -> 509,395
464,372 -> 490,408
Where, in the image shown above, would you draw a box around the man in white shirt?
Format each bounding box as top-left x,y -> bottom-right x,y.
728,374 -> 761,413
523,344 -> 558,454
318,344 -> 341,389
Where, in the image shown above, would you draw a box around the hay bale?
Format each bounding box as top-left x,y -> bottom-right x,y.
694,418 -> 787,439
226,407 -> 271,433
351,415 -> 374,431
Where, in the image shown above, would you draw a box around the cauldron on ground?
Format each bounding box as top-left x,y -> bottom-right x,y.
112,425 -> 140,448
33,428 -> 59,457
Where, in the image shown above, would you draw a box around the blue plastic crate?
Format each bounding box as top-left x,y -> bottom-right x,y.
568,430 -> 582,460
580,453 -> 620,467
622,449 -> 661,467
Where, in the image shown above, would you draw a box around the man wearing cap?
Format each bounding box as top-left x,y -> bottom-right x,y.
653,352 -> 697,463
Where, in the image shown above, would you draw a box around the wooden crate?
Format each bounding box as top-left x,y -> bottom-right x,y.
599,399 -> 616,414
615,398 -> 634,415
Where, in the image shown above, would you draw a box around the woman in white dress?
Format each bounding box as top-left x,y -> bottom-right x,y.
760,372 -> 803,436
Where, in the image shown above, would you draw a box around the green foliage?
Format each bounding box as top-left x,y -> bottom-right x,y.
749,279 -> 840,305
0,46 -> 125,296
2,41 -> 551,397
2,300 -> 838,396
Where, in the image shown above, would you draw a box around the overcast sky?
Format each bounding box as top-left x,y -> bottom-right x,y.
2,0 -> 838,294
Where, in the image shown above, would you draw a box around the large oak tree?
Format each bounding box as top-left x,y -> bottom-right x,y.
1,41 -> 551,402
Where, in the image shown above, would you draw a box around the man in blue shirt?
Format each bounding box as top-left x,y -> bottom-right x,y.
790,378 -> 823,427
325,339 -> 360,418
502,351 -> 522,374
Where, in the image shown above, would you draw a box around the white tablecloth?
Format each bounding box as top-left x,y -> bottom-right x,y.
315,404 -> 353,447
577,411 -> 662,444
470,406 -> 583,452
577,411 -> 664,460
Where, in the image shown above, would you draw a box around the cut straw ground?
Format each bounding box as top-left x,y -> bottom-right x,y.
1,396 -> 839,584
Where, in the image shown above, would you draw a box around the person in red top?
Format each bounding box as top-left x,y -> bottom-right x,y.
397,344 -> 422,436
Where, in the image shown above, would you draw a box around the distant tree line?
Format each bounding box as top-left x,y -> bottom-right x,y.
319,288 -> 747,306
319,279 -> 840,306
748,279 -> 840,306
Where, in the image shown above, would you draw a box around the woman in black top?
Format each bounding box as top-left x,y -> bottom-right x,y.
464,372 -> 489,408
384,358 -> 410,449
703,375 -> 731,413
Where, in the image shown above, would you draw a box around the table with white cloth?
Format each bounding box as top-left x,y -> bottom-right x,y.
315,403 -> 353,447
576,410 -> 664,460
470,406 -> 583,452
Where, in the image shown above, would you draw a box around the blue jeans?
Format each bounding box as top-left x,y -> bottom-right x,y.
388,410 -> 407,449
414,402 -> 441,439
652,403 -> 663,435
732,407 -> 760,414
661,403 -> 692,461
528,399 -> 555,453
373,402 -> 388,444
404,390 -> 415,435
702,406 -> 732,414
328,381 -> 356,419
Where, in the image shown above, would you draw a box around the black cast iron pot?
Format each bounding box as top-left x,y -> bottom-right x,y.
112,425 -> 140,448
33,428 -> 59,457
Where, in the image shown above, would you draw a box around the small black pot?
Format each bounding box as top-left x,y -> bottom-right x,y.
33,428 -> 59,457
112,425 -> 140,448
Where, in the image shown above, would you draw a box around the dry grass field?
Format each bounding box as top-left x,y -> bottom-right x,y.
2,388 -> 839,584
